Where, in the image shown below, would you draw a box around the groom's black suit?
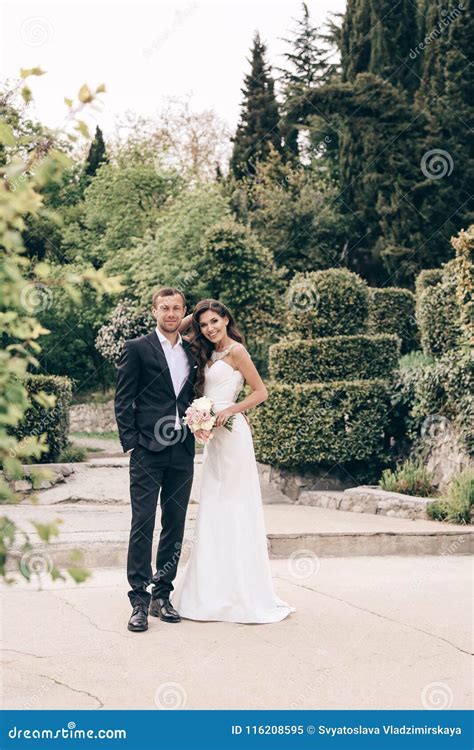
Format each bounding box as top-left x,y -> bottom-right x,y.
114,330 -> 197,607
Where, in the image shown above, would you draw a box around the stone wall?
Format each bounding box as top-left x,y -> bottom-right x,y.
69,400 -> 116,433
423,422 -> 472,490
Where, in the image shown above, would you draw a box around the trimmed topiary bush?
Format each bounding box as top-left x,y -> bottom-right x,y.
416,268 -> 443,291
252,380 -> 391,469
286,268 -> 369,339
10,374 -> 73,463
451,225 -> 473,347
269,334 -> 400,383
368,288 -> 417,353
415,262 -> 463,357
253,269 -> 398,474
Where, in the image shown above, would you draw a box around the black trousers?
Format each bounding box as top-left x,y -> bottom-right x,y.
127,438 -> 194,607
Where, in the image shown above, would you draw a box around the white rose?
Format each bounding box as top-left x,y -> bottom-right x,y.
193,396 -> 213,411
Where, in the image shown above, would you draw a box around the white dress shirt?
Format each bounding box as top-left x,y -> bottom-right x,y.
156,327 -> 190,429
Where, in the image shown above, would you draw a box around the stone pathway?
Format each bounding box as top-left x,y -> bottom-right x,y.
1,558 -> 471,709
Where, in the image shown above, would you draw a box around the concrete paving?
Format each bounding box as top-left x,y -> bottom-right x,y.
1,557 -> 472,710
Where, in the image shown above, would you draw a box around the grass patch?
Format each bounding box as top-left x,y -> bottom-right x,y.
380,458 -> 434,497
71,431 -> 119,441
58,443 -> 88,463
427,469 -> 474,524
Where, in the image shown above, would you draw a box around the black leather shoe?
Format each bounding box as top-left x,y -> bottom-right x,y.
127,604 -> 149,632
149,597 -> 181,623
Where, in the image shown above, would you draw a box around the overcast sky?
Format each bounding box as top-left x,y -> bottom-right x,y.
1,0 -> 345,138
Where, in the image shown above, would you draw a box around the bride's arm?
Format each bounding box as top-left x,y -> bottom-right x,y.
178,313 -> 193,334
214,345 -> 268,427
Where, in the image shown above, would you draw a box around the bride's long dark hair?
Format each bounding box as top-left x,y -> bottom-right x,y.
189,299 -> 246,396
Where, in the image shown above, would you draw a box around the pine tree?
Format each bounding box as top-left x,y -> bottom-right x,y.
278,3 -> 336,158
230,32 -> 282,179
84,126 -> 108,178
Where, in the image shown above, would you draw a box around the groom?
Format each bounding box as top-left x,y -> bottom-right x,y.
114,288 -> 197,632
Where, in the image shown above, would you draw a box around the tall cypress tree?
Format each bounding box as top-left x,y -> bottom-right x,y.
342,0 -> 418,96
84,126 -> 108,178
230,32 -> 282,179
416,0 -> 473,250
369,0 -> 418,96
278,3 -> 335,158
340,0 -> 372,82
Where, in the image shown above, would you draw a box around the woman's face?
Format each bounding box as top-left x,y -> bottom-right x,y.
198,309 -> 229,346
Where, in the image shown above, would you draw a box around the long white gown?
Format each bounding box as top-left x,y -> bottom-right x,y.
174,352 -> 296,624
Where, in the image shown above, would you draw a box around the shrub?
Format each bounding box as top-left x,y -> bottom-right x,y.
410,350 -> 473,453
415,264 -> 463,357
286,268 -> 369,339
95,299 -> 154,365
427,469 -> 474,524
379,458 -> 434,497
451,225 -> 474,346
58,443 -> 88,463
10,375 -> 73,463
251,380 -> 392,470
269,334 -> 400,383
368,288 -> 417,353
399,351 -> 434,369
416,268 -> 443,291
199,217 -> 286,348
388,349 -> 473,459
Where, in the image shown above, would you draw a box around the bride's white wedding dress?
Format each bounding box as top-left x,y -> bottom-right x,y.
174,345 -> 295,624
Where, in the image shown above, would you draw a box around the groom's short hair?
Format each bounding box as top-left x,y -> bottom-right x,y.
152,287 -> 186,308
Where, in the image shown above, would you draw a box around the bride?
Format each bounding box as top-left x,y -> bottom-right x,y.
173,298 -> 295,624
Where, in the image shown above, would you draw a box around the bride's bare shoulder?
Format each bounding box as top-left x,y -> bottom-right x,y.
230,342 -> 251,361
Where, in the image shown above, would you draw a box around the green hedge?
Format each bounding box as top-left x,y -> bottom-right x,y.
368,288 -> 417,353
251,380 -> 391,470
269,334 -> 400,383
388,349 -> 473,457
286,268 -> 369,338
415,263 -> 462,357
10,374 -> 73,463
416,268 -> 443,291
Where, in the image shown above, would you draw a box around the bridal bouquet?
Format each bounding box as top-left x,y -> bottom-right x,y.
182,396 -> 234,443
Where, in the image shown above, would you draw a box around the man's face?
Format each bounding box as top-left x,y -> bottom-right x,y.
152,294 -> 186,333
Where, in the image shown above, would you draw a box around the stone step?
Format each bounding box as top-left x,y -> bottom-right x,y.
297,487 -> 431,520
5,503 -> 472,572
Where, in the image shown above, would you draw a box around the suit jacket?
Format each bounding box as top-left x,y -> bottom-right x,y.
114,331 -> 197,456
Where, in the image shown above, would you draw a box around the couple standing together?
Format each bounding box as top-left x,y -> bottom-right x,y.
114,287 -> 295,632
